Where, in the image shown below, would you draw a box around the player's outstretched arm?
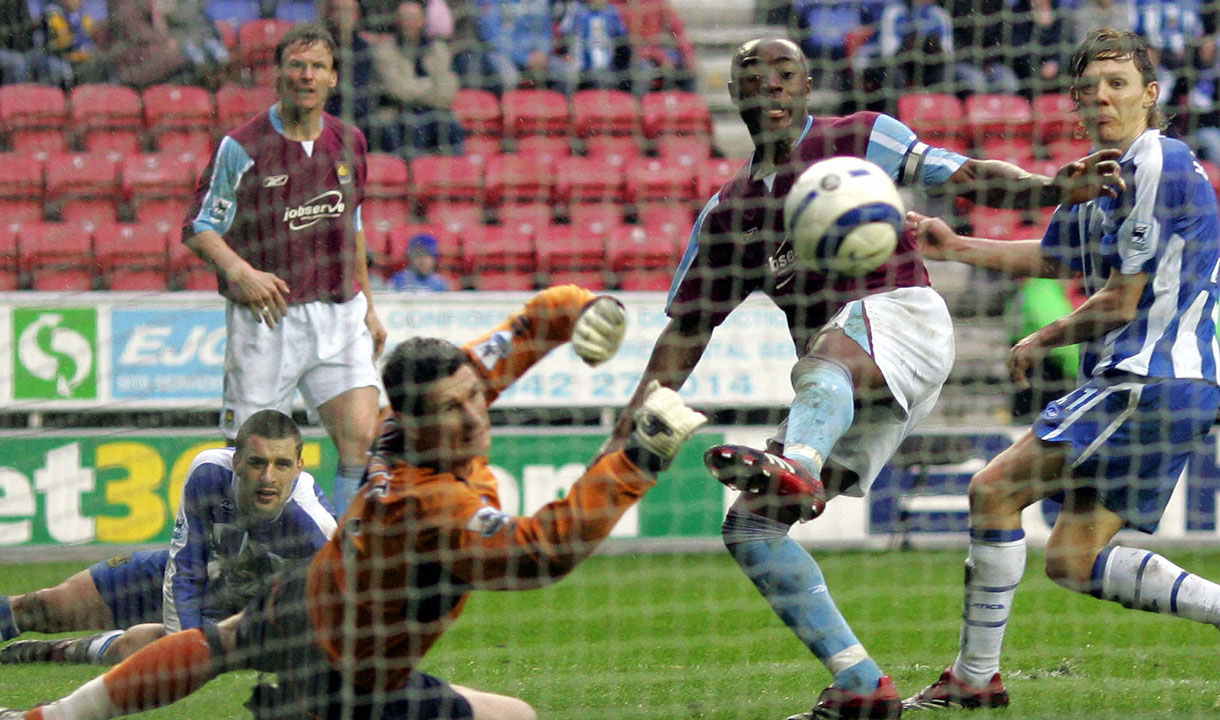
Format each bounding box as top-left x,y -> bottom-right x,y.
944,149 -> 1124,209
906,211 -> 1068,277
622,381 -> 709,473
607,318 -> 713,450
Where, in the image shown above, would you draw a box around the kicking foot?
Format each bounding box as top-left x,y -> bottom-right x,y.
704,444 -> 827,521
903,668 -> 1009,711
787,675 -> 903,719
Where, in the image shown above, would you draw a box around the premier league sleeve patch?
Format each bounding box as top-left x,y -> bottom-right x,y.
207,196 -> 233,223
465,505 -> 512,538
471,329 -> 514,371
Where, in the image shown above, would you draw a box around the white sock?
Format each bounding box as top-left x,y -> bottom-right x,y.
1095,546 -> 1220,624
37,676 -> 118,720
86,630 -> 124,664
953,529 -> 1026,689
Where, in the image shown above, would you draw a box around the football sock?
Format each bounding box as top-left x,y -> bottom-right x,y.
784,357 -> 854,478
954,528 -> 1025,689
1092,546 -> 1220,624
86,630 -> 126,664
723,509 -> 883,694
32,629 -> 216,720
331,462 -> 365,516
0,595 -> 19,640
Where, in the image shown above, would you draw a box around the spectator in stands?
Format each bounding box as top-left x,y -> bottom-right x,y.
322,0 -> 376,138
163,0 -> 232,90
41,0 -> 108,87
1190,3 -> 1220,161
474,0 -> 570,93
1072,0 -> 1135,45
426,0 -> 455,39
557,0 -> 631,92
945,0 -> 1021,99
370,0 -> 466,157
0,0 -> 36,83
1134,0 -> 1206,107
627,0 -> 695,92
366,249 -> 391,290
99,0 -> 190,88
390,233 -> 452,291
790,0 -> 864,91
1010,0 -> 1073,97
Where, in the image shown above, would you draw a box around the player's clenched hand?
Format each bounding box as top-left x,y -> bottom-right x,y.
573,296 -> 627,366
906,211 -> 958,261
1053,148 -> 1126,205
1007,333 -> 1048,389
228,264 -> 290,328
626,381 -> 707,472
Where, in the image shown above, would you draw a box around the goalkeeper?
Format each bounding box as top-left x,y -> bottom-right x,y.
0,285 -> 708,720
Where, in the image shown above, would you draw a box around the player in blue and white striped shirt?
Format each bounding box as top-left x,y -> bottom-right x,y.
906,28 -> 1220,712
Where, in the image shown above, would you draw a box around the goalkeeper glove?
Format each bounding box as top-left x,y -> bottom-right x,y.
623,381 -> 708,473
572,296 -> 627,366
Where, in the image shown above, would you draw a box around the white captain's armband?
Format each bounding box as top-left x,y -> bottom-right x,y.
466,506 -> 512,537
900,141 -> 929,186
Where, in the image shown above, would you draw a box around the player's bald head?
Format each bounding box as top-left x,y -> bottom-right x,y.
730,38 -> 807,84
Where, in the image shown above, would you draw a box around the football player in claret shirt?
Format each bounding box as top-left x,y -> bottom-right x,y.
904,29 -> 1220,712
0,410 -> 335,666
605,36 -> 1127,720
0,286 -> 707,720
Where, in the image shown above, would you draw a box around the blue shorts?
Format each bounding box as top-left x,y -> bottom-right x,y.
1034,375 -> 1220,533
88,549 -> 169,628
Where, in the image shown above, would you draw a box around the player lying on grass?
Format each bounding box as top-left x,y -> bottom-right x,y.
0,410 -> 336,665
0,285 -> 708,720
903,28 -> 1220,712
606,36 -> 1126,720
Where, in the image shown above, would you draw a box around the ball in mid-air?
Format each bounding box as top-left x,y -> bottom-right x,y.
783,156 -> 905,276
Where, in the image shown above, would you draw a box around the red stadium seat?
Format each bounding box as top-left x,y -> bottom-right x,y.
584,134 -> 641,164
1032,92 -> 1079,148
555,155 -> 626,206
461,223 -> 537,286
169,241 -> 218,291
695,157 -> 742,201
607,223 -> 679,290
571,89 -> 639,138
1201,159 -> 1220,200
215,84 -> 277,129
237,19 -> 294,77
365,152 -> 412,224
638,203 -> 693,241
485,152 -> 556,206
497,202 -> 553,230
514,133 -> 571,158
0,223 -> 19,289
410,155 -> 484,208
897,93 -> 969,155
0,84 -> 68,153
21,221 -> 95,290
653,134 -> 712,166
536,223 -> 607,272
641,91 -> 712,138
568,202 -> 625,233
463,134 -> 502,159
625,157 -> 697,206
474,270 -> 535,291
423,201 -> 484,232
95,223 -> 170,291
45,152 -> 122,224
0,152 -> 46,223
70,84 -> 144,155
122,152 -> 200,225
968,206 -> 1023,240
966,94 -> 1033,162
452,88 -> 502,138
143,84 -> 215,156
1046,134 -> 1093,165
215,19 -> 237,51
501,89 -> 569,138
617,269 -> 672,291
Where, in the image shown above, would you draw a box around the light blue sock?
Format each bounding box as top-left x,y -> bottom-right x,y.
330,463 -> 365,517
723,509 -> 884,694
784,357 -> 855,477
0,596 -> 18,640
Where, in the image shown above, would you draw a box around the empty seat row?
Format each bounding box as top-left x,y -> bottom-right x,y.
455,88 -> 713,140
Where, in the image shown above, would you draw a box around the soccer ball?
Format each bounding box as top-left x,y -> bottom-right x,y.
783,156 -> 905,276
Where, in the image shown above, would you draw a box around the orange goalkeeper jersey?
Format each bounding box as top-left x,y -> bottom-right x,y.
306,286 -> 655,692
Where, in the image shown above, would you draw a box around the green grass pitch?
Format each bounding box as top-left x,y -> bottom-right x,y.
2,549 -> 1218,719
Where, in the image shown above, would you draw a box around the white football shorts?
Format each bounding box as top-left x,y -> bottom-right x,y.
220,293 -> 381,438
772,285 -> 955,496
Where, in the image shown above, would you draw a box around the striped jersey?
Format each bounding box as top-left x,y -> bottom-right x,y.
184,103 -> 368,304
1042,129 -> 1220,383
667,112 -> 966,351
